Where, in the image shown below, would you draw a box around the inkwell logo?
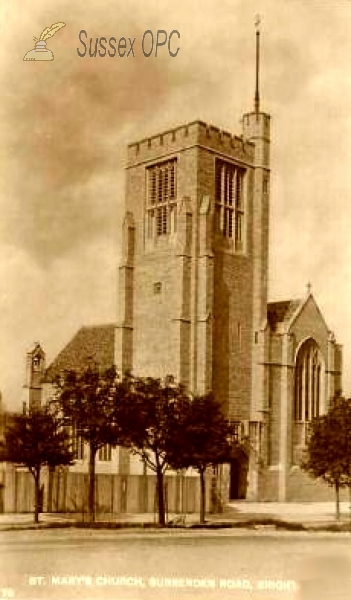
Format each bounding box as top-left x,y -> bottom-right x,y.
23,22 -> 66,61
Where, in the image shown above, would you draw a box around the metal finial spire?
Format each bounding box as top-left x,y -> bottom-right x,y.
255,15 -> 261,114
306,281 -> 312,295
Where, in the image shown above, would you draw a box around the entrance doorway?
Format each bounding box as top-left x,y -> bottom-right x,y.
229,458 -> 248,500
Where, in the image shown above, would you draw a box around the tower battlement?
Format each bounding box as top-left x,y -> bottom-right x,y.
127,120 -> 255,166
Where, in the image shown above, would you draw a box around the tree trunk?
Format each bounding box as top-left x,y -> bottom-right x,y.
34,470 -> 41,524
156,467 -> 166,527
335,480 -> 340,520
89,445 -> 97,523
199,469 -> 206,525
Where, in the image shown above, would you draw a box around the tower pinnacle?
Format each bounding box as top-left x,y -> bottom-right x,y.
254,15 -> 261,114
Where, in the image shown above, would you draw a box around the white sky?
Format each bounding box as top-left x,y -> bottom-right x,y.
1,0 -> 351,409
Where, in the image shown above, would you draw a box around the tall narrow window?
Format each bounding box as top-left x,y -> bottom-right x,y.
294,339 -> 323,422
293,339 -> 324,452
234,170 -> 244,250
215,159 -> 245,250
147,159 -> 177,238
98,444 -> 112,462
72,423 -> 84,460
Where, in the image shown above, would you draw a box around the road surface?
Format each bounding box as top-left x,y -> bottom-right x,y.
1,529 -> 351,599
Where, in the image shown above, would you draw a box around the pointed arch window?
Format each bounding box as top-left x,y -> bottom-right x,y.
293,339 -> 324,457
294,339 -> 323,422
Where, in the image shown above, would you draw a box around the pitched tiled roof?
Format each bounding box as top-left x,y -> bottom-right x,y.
45,324 -> 116,381
267,300 -> 302,332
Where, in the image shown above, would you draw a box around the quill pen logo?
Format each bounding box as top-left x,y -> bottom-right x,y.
23,22 -> 66,61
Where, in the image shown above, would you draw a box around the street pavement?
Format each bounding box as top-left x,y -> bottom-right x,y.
225,500 -> 351,524
0,501 -> 351,530
1,503 -> 351,600
1,526 -> 351,600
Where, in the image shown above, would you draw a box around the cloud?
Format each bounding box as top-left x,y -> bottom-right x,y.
1,24 -> 180,265
2,0 -> 351,406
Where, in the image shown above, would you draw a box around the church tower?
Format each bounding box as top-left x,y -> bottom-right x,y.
116,25 -> 270,497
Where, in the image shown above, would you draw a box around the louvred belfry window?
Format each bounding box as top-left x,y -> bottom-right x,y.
215,159 -> 245,250
147,159 -> 177,238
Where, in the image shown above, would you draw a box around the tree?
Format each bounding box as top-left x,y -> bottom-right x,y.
168,393 -> 243,524
302,395 -> 351,519
4,404 -> 73,523
117,376 -> 190,526
54,366 -> 125,522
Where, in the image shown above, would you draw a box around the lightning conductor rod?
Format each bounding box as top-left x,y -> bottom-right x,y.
254,15 -> 261,114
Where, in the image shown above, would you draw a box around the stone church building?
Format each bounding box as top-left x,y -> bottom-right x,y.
18,31 -> 343,509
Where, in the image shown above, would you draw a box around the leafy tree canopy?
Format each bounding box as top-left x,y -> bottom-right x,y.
117,376 -> 191,473
303,395 -> 351,488
4,405 -> 74,475
54,366 -> 125,450
4,403 -> 74,523
168,393 -> 242,474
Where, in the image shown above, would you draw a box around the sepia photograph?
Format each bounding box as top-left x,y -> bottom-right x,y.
1,1 -> 351,598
